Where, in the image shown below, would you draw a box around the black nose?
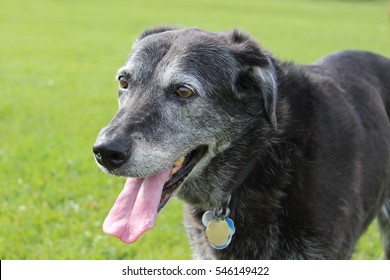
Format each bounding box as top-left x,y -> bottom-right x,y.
93,142 -> 129,170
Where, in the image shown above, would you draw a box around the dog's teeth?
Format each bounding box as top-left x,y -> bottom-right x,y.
175,156 -> 185,166
171,156 -> 185,176
171,167 -> 179,175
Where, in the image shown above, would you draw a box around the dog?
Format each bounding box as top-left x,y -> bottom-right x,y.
93,27 -> 390,259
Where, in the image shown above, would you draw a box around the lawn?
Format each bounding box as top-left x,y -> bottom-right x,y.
0,0 -> 389,259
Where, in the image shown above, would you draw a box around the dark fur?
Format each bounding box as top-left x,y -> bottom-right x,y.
94,27 -> 390,259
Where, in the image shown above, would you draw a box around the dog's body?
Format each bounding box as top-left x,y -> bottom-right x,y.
94,27 -> 390,259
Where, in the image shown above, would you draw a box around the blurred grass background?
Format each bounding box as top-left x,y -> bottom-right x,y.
0,0 -> 389,259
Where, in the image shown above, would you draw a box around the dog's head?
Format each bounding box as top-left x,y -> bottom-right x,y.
93,27 -> 277,243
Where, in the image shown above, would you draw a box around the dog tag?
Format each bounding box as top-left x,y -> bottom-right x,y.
202,198 -> 235,250
225,218 -> 236,235
202,211 -> 215,227
210,234 -> 233,250
205,219 -> 231,246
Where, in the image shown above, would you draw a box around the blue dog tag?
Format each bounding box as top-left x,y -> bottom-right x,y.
226,218 -> 235,235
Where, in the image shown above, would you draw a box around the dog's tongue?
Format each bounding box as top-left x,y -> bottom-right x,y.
103,168 -> 171,243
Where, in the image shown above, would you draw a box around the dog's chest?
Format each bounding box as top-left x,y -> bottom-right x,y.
183,204 -> 278,260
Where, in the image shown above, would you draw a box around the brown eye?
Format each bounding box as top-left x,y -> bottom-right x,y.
175,86 -> 194,98
118,76 -> 128,89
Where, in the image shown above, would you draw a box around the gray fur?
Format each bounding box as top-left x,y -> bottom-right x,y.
94,27 -> 390,259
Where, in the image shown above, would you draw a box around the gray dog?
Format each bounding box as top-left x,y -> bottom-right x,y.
93,27 -> 390,259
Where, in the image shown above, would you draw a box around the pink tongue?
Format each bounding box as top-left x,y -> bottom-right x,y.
103,168 -> 171,243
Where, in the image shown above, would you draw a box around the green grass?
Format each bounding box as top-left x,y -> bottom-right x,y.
0,0 -> 389,259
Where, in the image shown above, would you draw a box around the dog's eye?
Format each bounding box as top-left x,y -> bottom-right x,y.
175,86 -> 194,98
118,76 -> 129,89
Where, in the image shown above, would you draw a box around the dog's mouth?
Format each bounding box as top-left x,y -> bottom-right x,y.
102,145 -> 207,244
159,145 -> 207,212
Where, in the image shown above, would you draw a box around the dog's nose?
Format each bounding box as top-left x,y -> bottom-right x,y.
93,142 -> 129,170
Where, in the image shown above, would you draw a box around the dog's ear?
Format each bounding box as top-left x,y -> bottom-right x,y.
225,30 -> 278,129
139,26 -> 178,40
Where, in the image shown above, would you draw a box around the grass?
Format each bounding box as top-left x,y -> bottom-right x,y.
0,0 -> 389,259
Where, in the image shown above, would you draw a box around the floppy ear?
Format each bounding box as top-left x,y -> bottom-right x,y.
225,30 -> 278,129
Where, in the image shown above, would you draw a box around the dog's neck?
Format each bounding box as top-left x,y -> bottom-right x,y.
185,121 -> 299,257
184,63 -> 316,259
